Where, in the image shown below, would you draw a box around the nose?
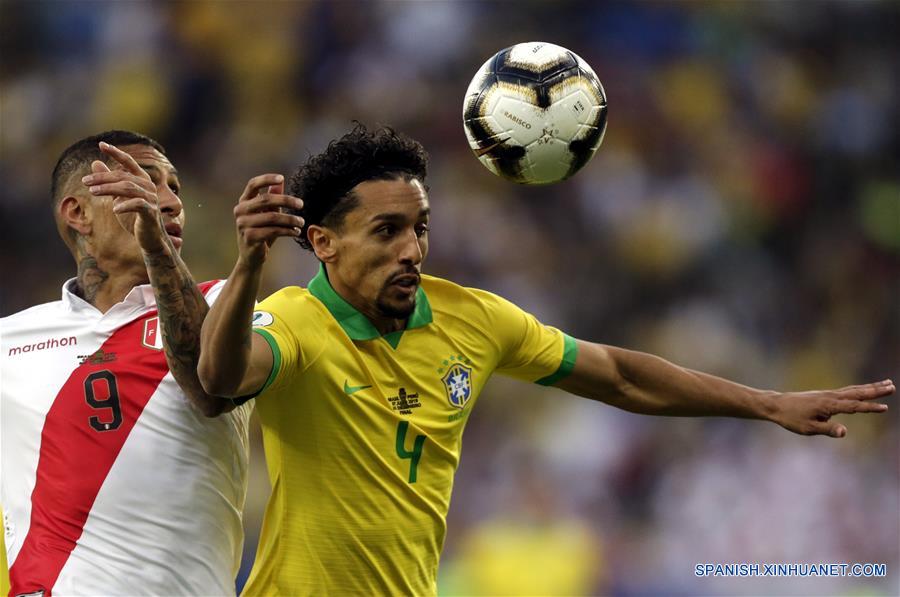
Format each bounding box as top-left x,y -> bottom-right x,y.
157,184 -> 183,219
398,230 -> 423,266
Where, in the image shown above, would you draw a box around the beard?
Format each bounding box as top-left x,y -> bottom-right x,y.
375,282 -> 417,319
376,294 -> 416,319
375,268 -> 420,319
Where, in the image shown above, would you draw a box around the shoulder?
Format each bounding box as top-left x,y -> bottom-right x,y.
198,279 -> 225,303
421,274 -> 486,301
422,274 -> 514,308
256,286 -> 315,312
420,275 -> 521,322
254,286 -> 326,330
1,300 -> 65,331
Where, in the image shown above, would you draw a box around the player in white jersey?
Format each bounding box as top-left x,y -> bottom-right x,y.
0,130 -> 294,595
1,278 -> 247,596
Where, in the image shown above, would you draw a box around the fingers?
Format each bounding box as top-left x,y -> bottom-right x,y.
241,226 -> 303,245
87,179 -> 156,201
91,160 -> 111,174
804,420 -> 847,438
780,383 -> 891,439
82,167 -> 157,201
237,210 -> 303,246
828,399 -> 888,416
239,174 -> 285,202
238,211 -> 304,231
236,177 -> 303,245
235,193 -> 304,215
833,379 -> 895,401
234,175 -> 302,262
99,141 -> 149,179
112,197 -> 157,216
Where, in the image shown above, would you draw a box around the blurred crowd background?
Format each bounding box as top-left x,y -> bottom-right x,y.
1,1 -> 898,595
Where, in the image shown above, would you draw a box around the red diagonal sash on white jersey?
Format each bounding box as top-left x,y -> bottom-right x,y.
9,280 -> 220,596
9,310 -> 168,595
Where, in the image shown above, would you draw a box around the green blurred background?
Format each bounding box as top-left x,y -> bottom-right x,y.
1,1 -> 897,595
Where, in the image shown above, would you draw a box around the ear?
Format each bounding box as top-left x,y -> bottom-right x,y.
307,225 -> 337,262
59,195 -> 92,237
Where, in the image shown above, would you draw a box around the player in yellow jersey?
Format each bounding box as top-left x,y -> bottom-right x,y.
198,125 -> 894,596
1,509 -> 9,596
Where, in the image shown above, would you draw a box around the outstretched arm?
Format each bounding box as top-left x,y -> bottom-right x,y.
85,142 -> 234,417
555,340 -> 893,437
198,175 -> 304,399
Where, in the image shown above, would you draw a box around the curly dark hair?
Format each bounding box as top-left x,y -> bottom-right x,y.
288,123 -> 428,251
51,130 -> 165,205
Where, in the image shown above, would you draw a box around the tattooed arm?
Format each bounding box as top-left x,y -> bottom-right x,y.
141,244 -> 235,417
84,142 -> 235,417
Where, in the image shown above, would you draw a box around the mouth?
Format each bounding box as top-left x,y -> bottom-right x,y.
164,222 -> 183,249
388,272 -> 420,295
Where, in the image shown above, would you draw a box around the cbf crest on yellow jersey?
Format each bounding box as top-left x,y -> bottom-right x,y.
242,265 -> 576,596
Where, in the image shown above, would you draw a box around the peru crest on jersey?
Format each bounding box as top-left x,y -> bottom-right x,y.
142,317 -> 163,350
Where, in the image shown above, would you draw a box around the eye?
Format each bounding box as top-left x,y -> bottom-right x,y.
376,224 -> 397,237
415,224 -> 429,237
169,183 -> 180,195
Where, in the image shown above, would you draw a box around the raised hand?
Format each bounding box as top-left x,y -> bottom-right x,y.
770,379 -> 893,437
233,174 -> 304,268
82,141 -> 167,254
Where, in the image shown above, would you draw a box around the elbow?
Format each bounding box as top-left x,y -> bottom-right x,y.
199,404 -> 220,418
197,398 -> 231,418
188,385 -> 235,418
197,357 -> 216,393
198,358 -> 237,398
189,359 -> 236,417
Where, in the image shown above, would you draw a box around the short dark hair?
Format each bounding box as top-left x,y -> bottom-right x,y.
288,123 -> 428,251
51,130 -> 166,204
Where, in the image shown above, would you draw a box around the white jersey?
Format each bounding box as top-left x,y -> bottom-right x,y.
0,279 -> 251,596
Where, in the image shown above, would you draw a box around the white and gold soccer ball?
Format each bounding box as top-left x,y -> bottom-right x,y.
463,41 -> 608,185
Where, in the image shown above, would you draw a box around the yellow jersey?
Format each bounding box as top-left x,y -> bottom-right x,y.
242,265 -> 577,596
1,506 -> 8,596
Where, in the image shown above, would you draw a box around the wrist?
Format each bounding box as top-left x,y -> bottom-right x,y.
135,217 -> 169,255
756,390 -> 781,422
140,241 -> 172,261
234,255 -> 265,279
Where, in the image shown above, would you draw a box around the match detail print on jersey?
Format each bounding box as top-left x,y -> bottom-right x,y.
9,311 -> 170,596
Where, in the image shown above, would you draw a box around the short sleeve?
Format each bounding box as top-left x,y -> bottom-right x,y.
201,279 -> 227,305
476,290 -> 578,385
250,297 -> 302,395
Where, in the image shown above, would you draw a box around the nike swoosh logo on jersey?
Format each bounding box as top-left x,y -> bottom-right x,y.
343,380 -> 372,395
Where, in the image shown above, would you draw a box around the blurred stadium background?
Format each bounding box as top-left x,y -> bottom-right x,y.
1,1 -> 898,595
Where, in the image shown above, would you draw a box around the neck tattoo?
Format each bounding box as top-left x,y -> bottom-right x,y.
75,254 -> 109,305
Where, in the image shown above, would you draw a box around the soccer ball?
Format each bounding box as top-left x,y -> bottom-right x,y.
463,42 -> 608,185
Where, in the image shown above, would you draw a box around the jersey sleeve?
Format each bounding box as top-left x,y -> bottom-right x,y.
475,290 -> 578,385
250,294 -> 302,395
201,279 -> 227,305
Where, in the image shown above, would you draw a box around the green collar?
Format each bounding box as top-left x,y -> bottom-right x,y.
307,263 -> 432,348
